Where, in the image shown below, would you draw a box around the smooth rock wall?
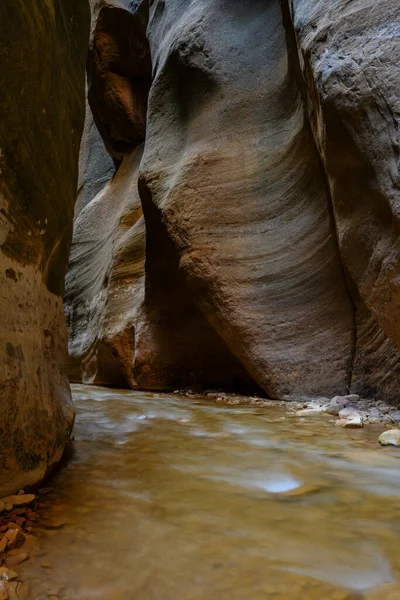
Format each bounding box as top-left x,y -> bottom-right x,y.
137,0 -> 355,398
67,0 -> 400,403
66,147 -> 145,387
289,0 -> 400,401
0,0 -> 89,495
75,97 -> 114,218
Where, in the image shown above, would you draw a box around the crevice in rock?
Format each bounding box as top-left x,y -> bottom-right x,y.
135,174 -> 265,396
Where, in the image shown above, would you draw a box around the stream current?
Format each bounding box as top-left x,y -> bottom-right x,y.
21,384 -> 400,599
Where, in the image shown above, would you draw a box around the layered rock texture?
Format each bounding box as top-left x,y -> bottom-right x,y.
0,1 -> 89,494
66,0 -> 400,402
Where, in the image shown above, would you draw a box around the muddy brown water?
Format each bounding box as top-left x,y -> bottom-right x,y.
20,385 -> 400,599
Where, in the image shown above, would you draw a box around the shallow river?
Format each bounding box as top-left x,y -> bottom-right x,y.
21,385 -> 400,599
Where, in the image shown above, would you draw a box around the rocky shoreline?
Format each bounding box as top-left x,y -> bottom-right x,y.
0,489 -> 55,600
174,390 -> 400,446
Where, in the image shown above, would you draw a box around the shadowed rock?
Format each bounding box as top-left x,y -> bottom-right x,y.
66,147 -> 145,387
67,0 -> 400,403
137,0 -> 354,398
289,0 -> 400,401
0,0 -> 89,495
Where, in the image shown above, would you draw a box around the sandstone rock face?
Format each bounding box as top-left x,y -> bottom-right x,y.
289,0 -> 400,401
67,0 -> 400,402
0,1 -> 89,494
66,147 -> 145,387
137,0 -> 355,398
75,98 -> 114,218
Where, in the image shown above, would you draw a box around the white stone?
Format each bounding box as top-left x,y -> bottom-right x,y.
378,429 -> 400,447
342,414 -> 363,428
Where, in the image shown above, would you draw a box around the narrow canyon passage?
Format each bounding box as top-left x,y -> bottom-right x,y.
19,386 -> 400,600
1,1 -> 400,598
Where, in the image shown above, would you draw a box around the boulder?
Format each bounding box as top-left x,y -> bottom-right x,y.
378,430 -> 400,447
341,415 -> 363,429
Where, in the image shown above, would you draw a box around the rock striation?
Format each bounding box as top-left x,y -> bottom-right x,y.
0,1 -> 89,494
288,0 -> 400,401
75,97 -> 114,219
66,0 -> 400,403
66,147 -> 146,387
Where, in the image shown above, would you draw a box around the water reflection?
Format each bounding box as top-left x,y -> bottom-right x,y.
21,385 -> 400,599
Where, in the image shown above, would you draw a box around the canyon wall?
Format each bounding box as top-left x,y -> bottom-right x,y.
288,0 -> 400,402
66,0 -> 400,402
0,1 -> 89,495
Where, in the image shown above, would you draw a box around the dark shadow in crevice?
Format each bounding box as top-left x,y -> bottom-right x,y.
135,175 -> 266,397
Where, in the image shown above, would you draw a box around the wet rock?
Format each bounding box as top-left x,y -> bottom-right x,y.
324,399 -> 347,415
276,484 -> 320,498
335,407 -> 363,428
0,496 -> 35,509
338,408 -> 360,420
6,582 -> 29,600
0,504 -> 5,515
0,581 -> 8,600
366,582 -> 400,600
389,411 -> 400,423
0,568 -> 18,582
342,415 -> 363,429
45,518 -> 66,530
0,538 -> 7,554
295,408 -> 324,417
378,430 -> 400,447
3,525 -> 21,533
4,530 -> 24,550
4,554 -> 28,568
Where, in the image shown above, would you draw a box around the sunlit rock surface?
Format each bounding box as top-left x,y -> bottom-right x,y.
67,0 -> 400,402
0,0 -> 89,494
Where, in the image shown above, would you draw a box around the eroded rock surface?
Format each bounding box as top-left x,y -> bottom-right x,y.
67,0 -> 400,403
66,147 -> 145,387
0,0 -> 89,494
75,98 -> 114,218
289,0 -> 400,401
